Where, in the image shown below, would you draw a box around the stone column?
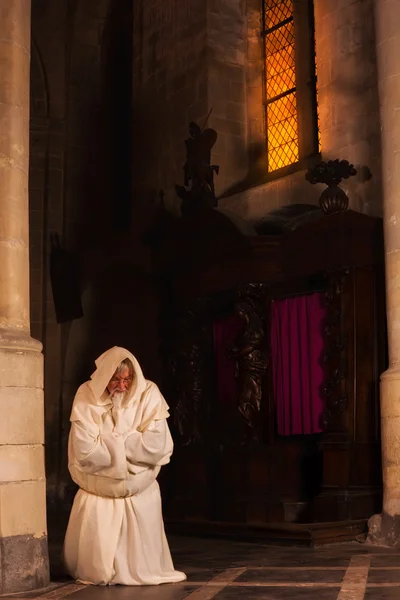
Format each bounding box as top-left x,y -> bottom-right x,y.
367,0 -> 400,546
0,0 -> 49,593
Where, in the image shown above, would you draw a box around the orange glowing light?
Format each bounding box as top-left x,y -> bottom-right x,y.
315,61 -> 322,152
264,0 -> 299,172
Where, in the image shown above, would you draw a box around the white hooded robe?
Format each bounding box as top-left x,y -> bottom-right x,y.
63,346 -> 186,586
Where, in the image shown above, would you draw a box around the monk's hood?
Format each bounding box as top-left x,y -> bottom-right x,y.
88,346 -> 147,406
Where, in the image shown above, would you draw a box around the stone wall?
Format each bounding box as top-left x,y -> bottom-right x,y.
222,0 -> 382,221
29,0 -> 122,508
30,0 -> 70,503
29,0 -> 162,520
132,0 -> 249,219
132,0 -> 209,220
206,0 -> 248,195
314,0 -> 382,216
132,0 -> 383,224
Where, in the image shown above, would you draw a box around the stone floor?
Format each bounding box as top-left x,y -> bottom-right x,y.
5,535 -> 400,599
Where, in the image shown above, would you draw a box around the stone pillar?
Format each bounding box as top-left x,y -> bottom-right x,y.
367,0 -> 400,546
0,0 -> 49,593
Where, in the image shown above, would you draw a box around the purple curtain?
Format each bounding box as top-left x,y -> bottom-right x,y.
213,314 -> 243,406
271,292 -> 326,436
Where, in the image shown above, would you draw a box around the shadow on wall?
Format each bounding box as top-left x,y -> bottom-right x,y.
48,259 -> 160,537
218,141 -> 268,203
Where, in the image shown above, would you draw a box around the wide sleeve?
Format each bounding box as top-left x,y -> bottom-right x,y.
124,419 -> 174,475
69,400 -> 127,480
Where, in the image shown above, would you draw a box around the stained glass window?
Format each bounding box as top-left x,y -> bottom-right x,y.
262,0 -> 319,173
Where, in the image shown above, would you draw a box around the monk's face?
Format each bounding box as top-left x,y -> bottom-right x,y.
107,365 -> 132,396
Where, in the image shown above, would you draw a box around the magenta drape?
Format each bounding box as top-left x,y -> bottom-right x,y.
213,314 -> 243,406
271,292 -> 326,436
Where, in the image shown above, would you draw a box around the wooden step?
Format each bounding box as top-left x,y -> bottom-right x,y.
165,518 -> 368,547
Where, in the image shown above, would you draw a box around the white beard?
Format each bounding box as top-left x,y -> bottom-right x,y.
110,391 -> 126,409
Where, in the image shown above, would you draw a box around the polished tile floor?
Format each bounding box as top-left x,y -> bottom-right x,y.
5,535 -> 400,599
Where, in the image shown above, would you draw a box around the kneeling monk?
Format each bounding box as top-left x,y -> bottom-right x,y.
63,346 -> 186,586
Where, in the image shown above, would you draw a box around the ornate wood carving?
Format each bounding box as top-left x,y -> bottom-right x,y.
175,119 -> 220,216
231,284 -> 268,442
162,304 -> 213,446
322,268 -> 350,426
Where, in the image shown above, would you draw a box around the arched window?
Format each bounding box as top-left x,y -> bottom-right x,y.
262,0 -> 319,173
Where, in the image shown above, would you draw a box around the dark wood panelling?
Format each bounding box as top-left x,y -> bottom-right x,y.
147,207 -> 385,531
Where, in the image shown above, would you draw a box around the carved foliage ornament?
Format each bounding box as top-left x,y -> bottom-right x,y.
231,284 -> 268,443
322,267 -> 350,427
